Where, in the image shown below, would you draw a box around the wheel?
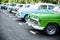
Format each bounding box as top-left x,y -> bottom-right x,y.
9,10 -> 12,13
24,14 -> 29,22
45,23 -> 58,36
9,9 -> 12,13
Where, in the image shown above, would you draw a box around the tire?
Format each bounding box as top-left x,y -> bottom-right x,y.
9,11 -> 12,13
24,14 -> 29,22
45,23 -> 58,36
9,9 -> 12,13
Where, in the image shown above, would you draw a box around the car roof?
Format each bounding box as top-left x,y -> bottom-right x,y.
35,3 -> 55,6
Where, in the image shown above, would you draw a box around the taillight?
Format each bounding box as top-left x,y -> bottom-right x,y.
16,8 -> 19,10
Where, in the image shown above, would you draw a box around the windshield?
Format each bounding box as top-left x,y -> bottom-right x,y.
28,5 -> 37,9
3,3 -> 6,5
53,6 -> 60,13
18,5 -> 23,7
25,5 -> 30,8
10,4 -> 16,6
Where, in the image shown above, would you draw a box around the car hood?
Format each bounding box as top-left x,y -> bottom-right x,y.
8,6 -> 15,9
29,11 -> 60,20
17,8 -> 37,12
1,5 -> 3,6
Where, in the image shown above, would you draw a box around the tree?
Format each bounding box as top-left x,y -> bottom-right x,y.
58,0 -> 60,4
49,0 -> 57,4
0,0 -> 2,4
42,0 -> 48,3
0,0 -> 2,2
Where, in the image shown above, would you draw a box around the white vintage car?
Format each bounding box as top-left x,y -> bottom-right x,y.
12,4 -> 25,13
0,3 -> 10,9
12,4 -> 32,14
7,3 -> 17,13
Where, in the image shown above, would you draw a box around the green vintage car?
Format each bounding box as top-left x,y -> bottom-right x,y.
27,11 -> 60,35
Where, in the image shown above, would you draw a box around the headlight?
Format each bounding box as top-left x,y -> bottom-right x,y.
31,17 -> 39,22
36,18 -> 39,22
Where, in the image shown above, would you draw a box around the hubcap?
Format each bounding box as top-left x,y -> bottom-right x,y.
47,25 -> 56,35
25,15 -> 29,22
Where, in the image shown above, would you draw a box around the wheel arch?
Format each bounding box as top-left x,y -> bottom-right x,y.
24,14 -> 28,18
45,22 -> 60,30
43,22 -> 59,35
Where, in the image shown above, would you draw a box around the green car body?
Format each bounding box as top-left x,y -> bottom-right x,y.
27,11 -> 60,35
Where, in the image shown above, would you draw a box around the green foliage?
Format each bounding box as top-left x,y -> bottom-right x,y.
0,0 -> 2,4
0,0 -> 2,2
48,0 -> 57,4
0,0 -> 58,4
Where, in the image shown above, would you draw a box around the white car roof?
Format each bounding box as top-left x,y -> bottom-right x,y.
33,3 -> 55,9
35,3 -> 55,6
16,3 -> 25,5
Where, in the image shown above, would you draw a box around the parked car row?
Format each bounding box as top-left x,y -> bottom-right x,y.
0,3 -> 60,36
16,3 -> 56,21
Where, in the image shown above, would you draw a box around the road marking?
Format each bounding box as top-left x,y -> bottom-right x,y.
19,22 -> 27,26
19,23 -> 23,25
30,30 -> 36,34
13,18 -> 16,20
9,16 -> 12,17
30,30 -> 39,35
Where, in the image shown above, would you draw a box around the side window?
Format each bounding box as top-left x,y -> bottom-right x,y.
40,5 -> 47,9
25,5 -> 30,8
4,3 -> 6,5
48,5 -> 54,10
19,5 -> 23,7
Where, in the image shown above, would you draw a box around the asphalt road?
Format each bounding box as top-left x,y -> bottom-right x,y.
0,9 -> 60,40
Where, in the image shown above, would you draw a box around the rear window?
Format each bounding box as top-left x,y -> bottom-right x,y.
10,4 -> 16,6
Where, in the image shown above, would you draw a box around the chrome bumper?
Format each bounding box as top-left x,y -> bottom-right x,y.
27,19 -> 44,30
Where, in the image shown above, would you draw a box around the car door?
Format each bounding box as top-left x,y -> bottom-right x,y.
38,5 -> 48,12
